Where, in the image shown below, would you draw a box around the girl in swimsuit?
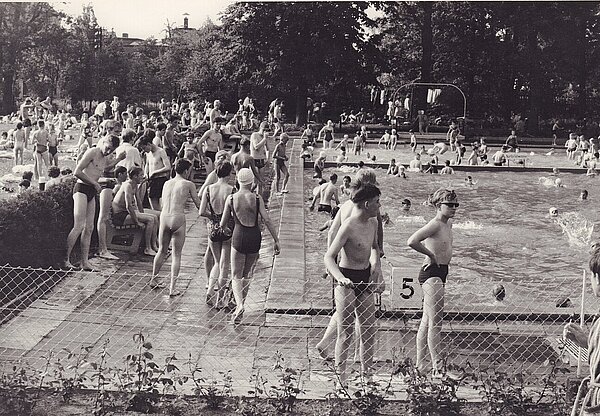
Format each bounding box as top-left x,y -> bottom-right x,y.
319,120 -> 335,149
200,161 -> 235,308
220,168 -> 280,324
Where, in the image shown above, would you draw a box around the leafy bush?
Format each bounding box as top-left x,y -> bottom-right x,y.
0,177 -> 75,268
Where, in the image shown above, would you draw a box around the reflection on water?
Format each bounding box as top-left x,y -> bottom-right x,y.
304,169 -> 599,310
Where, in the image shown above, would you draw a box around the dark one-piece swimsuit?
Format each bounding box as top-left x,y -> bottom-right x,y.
231,195 -> 261,254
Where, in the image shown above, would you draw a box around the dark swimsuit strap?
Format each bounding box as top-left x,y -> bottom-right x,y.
206,187 -> 219,221
231,194 -> 260,227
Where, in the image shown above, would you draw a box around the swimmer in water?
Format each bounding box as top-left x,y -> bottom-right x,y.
549,207 -> 559,217
401,198 -> 411,213
551,167 -> 560,176
581,190 -> 589,201
493,284 -> 506,302
465,176 -> 476,186
555,177 -> 564,188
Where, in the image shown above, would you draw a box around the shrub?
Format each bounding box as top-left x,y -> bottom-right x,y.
0,178 -> 75,268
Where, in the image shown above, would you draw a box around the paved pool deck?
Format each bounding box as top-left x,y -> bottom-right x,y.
0,139 -> 586,399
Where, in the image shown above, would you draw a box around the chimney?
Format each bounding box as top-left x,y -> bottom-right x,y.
183,16 -> 188,29
122,33 -> 129,38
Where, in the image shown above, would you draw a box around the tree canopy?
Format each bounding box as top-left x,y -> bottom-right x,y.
2,1 -> 600,130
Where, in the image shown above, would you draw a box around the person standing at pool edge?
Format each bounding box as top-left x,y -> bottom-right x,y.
407,188 -> 460,378
324,184 -> 382,388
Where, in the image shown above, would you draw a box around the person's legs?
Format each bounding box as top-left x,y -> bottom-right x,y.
65,193 -> 89,268
33,151 -> 42,180
136,212 -> 158,254
14,146 -> 22,166
417,277 -> 445,372
281,164 -> 290,191
151,222 -> 170,288
97,188 -> 117,259
274,166 -> 281,192
230,247 -> 246,321
79,198 -> 97,270
204,242 -> 216,286
168,223 -> 186,296
334,285 -> 356,387
356,291 -> 376,376
217,240 -> 232,308
316,312 -> 339,359
41,151 -> 50,177
206,239 -> 222,305
143,208 -> 161,251
240,252 -> 259,302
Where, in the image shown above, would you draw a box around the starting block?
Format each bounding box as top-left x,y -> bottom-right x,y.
105,222 -> 144,253
389,266 -> 423,310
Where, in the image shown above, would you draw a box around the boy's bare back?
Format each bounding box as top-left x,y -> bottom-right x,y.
161,177 -> 195,214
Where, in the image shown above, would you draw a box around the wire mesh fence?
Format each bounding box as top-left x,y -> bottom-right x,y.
0,139 -> 596,402
0,259 -> 595,397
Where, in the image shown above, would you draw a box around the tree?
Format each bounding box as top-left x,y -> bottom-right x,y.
0,3 -> 68,113
220,2 -> 379,125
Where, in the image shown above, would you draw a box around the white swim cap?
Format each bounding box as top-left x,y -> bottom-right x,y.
555,178 -> 563,186
236,168 -> 255,186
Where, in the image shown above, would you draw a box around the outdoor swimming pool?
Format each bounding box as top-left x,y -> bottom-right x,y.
305,168 -> 600,313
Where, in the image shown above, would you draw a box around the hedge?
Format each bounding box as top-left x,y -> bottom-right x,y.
0,178 -> 75,268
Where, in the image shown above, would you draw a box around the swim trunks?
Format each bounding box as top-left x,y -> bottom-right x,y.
205,150 -> 217,162
318,204 -> 332,213
73,182 -> 97,202
255,159 -> 266,169
338,266 -> 371,297
148,176 -> 168,199
313,165 -> 322,178
48,145 -> 57,156
111,210 -> 129,226
417,263 -> 449,284
231,195 -> 261,254
276,158 -> 285,170
36,144 -> 47,154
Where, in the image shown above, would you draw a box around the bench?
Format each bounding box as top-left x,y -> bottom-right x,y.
105,220 -> 144,254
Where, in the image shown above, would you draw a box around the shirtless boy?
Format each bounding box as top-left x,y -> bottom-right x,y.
197,117 -> 225,173
139,136 -> 172,211
65,135 -> 120,270
324,184 -> 382,387
32,120 -> 50,180
407,188 -> 459,378
111,167 -> 159,256
310,174 -> 339,212
13,122 -> 26,166
151,159 -> 201,296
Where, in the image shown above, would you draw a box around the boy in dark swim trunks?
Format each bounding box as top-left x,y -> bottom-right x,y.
324,184 -> 382,388
65,134 -> 121,271
407,188 -> 459,378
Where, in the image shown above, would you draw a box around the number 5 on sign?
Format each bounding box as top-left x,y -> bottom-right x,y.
390,267 -> 423,310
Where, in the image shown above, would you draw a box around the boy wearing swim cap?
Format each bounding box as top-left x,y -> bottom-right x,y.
407,188 -> 459,378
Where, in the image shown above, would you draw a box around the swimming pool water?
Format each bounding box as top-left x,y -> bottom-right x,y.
304,169 -> 600,311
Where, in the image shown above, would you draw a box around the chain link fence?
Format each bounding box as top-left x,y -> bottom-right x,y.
0,259 -> 595,396
0,139 -> 596,401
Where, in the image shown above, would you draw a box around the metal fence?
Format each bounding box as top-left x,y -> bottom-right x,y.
0,260 -> 594,398
0,138 -> 595,401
